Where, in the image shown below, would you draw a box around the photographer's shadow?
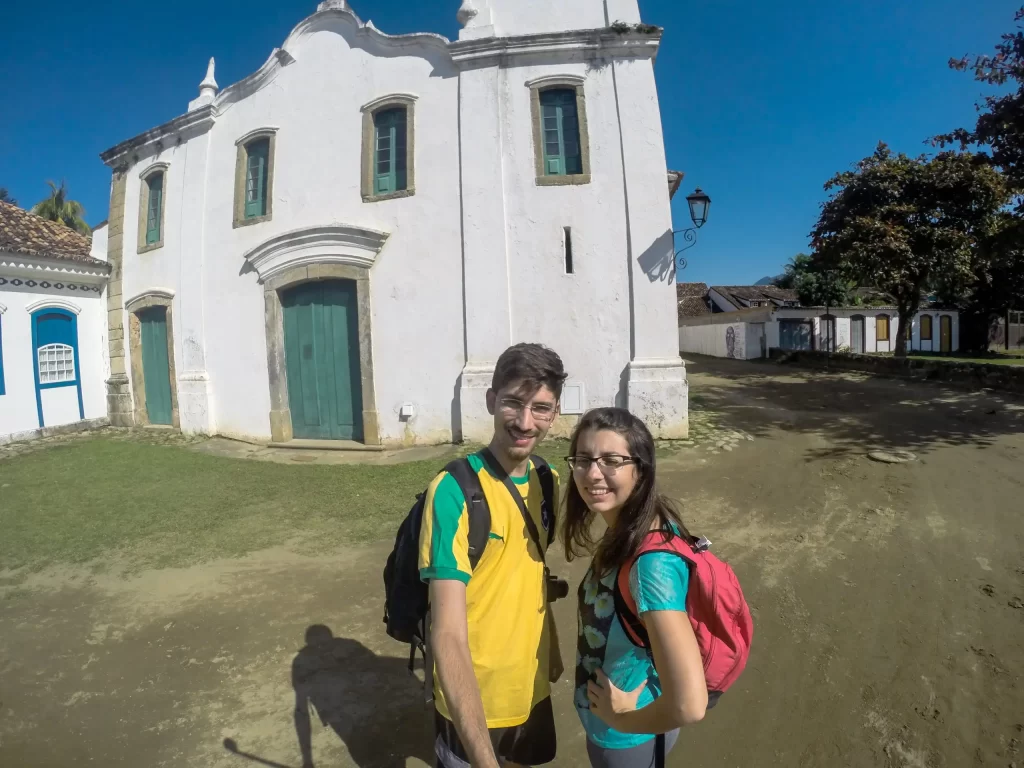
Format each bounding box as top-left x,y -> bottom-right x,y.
292,624 -> 434,768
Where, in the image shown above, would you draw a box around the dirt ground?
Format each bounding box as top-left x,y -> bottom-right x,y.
2,357 -> 1023,768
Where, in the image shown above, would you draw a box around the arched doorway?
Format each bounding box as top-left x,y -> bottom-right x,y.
850,315 -> 865,354
281,279 -> 364,441
126,291 -> 179,428
940,315 -> 953,354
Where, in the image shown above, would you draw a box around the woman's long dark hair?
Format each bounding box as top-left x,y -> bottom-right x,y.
562,407 -> 690,578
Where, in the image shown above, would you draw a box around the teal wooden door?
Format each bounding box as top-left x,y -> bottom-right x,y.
139,307 -> 173,425
282,280 -> 363,441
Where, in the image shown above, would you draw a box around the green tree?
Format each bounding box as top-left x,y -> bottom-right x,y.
936,6 -> 1024,346
938,6 -> 1024,209
811,143 -> 1007,357
774,252 -> 853,306
31,180 -> 90,235
0,187 -> 16,205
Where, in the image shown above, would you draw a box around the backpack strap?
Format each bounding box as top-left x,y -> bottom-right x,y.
530,455 -> 556,548
443,458 -> 491,571
480,448 -> 549,562
613,529 -> 698,649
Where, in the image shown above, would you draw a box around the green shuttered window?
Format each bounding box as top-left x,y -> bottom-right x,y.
373,107 -> 408,196
145,173 -> 163,244
540,88 -> 583,176
245,138 -> 270,219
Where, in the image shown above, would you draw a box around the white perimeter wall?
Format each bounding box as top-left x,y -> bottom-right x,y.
679,323 -> 754,360
0,287 -> 107,441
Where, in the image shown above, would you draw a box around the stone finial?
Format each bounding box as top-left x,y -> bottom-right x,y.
457,0 -> 478,26
317,0 -> 348,10
199,58 -> 218,94
188,57 -> 219,111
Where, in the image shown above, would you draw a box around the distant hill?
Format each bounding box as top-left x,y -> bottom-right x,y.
754,275 -> 779,286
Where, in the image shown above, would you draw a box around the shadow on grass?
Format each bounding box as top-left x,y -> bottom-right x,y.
685,355 -> 1024,461
224,625 -> 434,768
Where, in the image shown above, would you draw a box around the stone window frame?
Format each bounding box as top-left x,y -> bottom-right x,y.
263,264 -> 380,446
124,290 -> 180,429
361,94 -> 418,203
527,74 -> 592,187
233,127 -> 278,228
137,162 -> 169,254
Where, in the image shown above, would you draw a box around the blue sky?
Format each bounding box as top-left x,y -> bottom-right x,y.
0,0 -> 1016,286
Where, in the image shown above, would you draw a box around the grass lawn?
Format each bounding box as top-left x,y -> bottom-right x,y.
0,435 -> 575,574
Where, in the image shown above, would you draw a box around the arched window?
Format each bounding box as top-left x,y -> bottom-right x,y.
876,314 -> 890,343
138,163 -> 169,253
920,314 -> 933,341
233,128 -> 277,227
30,306 -> 83,427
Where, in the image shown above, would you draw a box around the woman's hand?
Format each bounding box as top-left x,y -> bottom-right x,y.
587,669 -> 647,729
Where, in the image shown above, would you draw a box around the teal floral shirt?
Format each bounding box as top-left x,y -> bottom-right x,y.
575,548 -> 691,749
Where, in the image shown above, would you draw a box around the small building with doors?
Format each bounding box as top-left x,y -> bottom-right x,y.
0,202 -> 110,443
678,283 -> 959,359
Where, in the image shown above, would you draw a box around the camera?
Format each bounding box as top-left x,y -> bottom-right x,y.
546,569 -> 569,602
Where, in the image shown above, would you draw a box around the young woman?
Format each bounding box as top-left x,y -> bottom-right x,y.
563,407 -> 708,768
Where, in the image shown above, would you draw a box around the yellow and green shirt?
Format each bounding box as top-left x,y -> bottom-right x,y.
418,452 -> 559,728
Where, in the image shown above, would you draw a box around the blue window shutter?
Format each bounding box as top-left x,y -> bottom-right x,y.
540,88 -> 582,177
146,174 -> 163,244
374,107 -> 408,195
245,139 -> 269,218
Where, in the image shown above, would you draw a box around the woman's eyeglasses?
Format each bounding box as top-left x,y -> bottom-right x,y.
565,455 -> 640,474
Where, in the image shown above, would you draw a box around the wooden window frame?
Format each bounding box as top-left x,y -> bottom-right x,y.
361,94 -> 417,203
137,163 -> 169,254
528,75 -> 591,187
920,314 -> 933,341
876,314 -> 890,342
233,128 -> 278,228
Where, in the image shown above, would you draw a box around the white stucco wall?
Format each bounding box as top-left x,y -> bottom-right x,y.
106,1 -> 685,443
461,0 -> 640,37
0,285 -> 108,442
679,323 -> 751,360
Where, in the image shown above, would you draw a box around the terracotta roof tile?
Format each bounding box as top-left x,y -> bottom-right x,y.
0,202 -> 106,267
676,282 -> 711,320
711,285 -> 799,308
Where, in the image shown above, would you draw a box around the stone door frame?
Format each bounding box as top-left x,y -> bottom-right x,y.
263,264 -> 380,445
125,291 -> 180,428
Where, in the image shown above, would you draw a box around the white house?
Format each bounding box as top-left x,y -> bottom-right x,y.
0,203 -> 111,443
97,0 -> 689,446
678,284 -> 960,359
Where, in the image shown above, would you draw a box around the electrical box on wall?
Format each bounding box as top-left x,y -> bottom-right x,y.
400,403 -> 415,419
560,382 -> 585,415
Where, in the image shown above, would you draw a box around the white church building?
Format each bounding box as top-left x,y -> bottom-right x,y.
97,0 -> 688,446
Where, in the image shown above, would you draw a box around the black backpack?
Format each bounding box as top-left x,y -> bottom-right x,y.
382,452 -> 555,698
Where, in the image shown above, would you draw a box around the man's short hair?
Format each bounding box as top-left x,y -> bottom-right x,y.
492,343 -> 568,400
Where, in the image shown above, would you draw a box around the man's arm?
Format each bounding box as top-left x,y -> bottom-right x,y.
430,578 -> 499,768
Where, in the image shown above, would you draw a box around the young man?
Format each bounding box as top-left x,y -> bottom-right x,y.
419,343 -> 567,768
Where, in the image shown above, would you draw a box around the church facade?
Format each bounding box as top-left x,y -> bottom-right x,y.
98,0 -> 688,446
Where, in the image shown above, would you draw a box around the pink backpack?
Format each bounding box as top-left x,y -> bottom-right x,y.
614,530 -> 753,708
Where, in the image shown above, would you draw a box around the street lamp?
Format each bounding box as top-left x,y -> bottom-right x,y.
675,187 -> 712,272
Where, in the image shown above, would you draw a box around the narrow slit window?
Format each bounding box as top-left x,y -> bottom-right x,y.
564,227 -> 574,274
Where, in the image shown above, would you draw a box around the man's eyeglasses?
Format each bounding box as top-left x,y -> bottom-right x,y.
498,397 -> 557,423
565,455 -> 640,474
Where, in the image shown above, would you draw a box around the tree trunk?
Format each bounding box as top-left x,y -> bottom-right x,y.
894,303 -> 918,359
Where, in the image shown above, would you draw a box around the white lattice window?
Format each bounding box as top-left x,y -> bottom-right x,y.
38,343 -> 75,384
